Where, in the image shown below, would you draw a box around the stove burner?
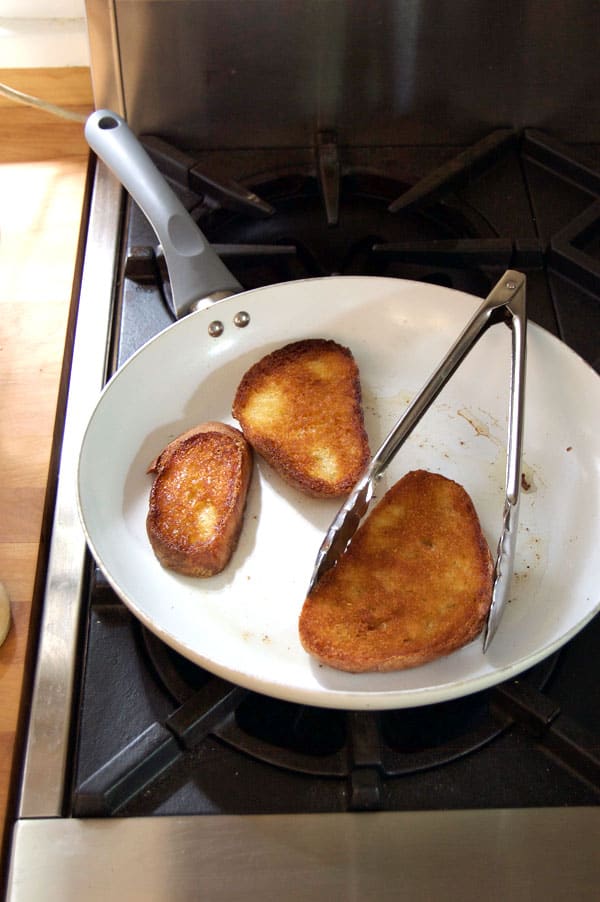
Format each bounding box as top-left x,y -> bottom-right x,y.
197,170 -> 494,298
118,128 -> 600,374
116,160 -> 501,364
72,602 -> 600,819
74,599 -> 600,820
141,626 -> 557,785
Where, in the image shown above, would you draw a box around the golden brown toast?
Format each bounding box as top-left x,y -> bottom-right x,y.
146,422 -> 253,577
232,339 -> 370,497
299,470 -> 494,672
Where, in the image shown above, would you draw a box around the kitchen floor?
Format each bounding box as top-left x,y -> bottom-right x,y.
0,66 -> 93,860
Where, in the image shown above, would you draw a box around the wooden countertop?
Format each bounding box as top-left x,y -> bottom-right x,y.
0,67 -> 93,866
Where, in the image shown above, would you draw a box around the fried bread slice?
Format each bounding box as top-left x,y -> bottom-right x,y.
232,339 -> 370,497
299,469 -> 493,671
147,422 -> 253,577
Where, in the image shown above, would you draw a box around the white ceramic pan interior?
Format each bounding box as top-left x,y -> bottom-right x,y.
77,276 -> 600,709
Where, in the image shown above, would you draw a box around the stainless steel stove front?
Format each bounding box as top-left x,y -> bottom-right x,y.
8,809 -> 599,901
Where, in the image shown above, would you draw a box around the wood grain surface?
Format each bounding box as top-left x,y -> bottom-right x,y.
0,66 -> 93,868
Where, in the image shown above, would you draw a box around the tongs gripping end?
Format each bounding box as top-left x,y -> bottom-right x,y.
308,271 -> 527,656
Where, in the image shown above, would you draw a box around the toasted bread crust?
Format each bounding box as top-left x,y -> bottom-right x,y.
299,470 -> 494,672
147,422 -> 252,577
232,339 -> 370,497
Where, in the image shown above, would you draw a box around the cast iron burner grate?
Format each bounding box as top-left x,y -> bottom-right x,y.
142,625 -> 557,779
195,170 -> 495,293
116,126 -> 600,371
117,163 -> 500,364
71,577 -> 600,819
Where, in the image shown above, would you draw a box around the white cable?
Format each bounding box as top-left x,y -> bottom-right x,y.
0,80 -> 87,122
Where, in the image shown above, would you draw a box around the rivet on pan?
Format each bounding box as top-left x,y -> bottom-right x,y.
505,280 -> 517,290
233,311 -> 250,328
208,320 -> 224,337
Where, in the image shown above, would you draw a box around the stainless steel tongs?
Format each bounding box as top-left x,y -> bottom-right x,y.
308,270 -> 527,652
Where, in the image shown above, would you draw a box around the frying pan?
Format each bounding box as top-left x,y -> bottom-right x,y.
78,113 -> 600,710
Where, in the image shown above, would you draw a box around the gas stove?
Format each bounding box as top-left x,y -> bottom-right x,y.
72,129 -> 600,822
6,1 -> 600,898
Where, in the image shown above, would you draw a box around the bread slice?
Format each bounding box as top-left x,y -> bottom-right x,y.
146,422 -> 252,577
232,339 -> 370,497
299,470 -> 494,672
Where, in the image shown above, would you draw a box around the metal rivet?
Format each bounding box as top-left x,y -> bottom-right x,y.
505,280 -> 517,290
233,310 -> 250,328
208,320 -> 224,337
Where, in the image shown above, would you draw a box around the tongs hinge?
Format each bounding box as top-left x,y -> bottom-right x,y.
309,271 -> 527,653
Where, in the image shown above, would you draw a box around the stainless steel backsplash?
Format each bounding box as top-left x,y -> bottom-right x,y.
86,0 -> 600,146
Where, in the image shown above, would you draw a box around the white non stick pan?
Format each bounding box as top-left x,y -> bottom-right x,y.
78,115 -> 600,710
77,275 -> 600,709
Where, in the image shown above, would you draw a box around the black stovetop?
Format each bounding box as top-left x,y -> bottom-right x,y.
69,128 -> 600,818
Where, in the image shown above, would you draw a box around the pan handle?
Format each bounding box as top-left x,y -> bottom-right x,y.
85,110 -> 242,318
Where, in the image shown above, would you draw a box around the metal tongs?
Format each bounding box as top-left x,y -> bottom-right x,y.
308,270 -> 527,652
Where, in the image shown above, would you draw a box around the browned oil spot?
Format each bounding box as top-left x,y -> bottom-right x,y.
458,408 -> 490,438
520,467 -> 538,493
457,408 -> 502,446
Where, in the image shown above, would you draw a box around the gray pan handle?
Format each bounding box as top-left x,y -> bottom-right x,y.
84,110 -> 242,318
